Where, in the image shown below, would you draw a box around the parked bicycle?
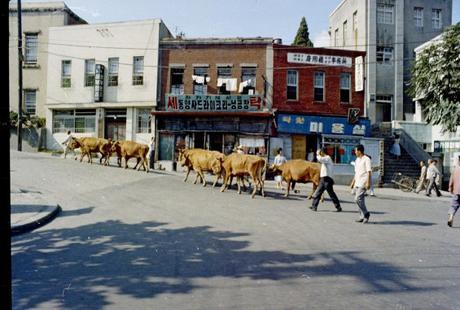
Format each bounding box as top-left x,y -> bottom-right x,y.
391,172 -> 417,192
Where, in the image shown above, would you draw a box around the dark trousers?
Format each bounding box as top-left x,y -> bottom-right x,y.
426,177 -> 441,196
149,150 -> 155,170
312,176 -> 341,209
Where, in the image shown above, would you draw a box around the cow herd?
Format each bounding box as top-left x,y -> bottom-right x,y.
68,137 -> 150,171
178,148 -> 323,200
66,138 -> 323,200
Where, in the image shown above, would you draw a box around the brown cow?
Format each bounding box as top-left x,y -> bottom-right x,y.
110,140 -> 149,172
220,153 -> 266,198
68,137 -> 113,165
270,159 -> 322,200
178,148 -> 225,187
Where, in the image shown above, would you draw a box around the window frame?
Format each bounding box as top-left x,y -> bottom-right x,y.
376,46 -> 394,64
136,108 -> 152,134
414,7 -> 424,28
193,67 -> 208,95
286,70 -> 298,101
132,56 -> 144,86
24,33 -> 38,64
432,9 -> 442,30
24,89 -> 37,115
108,57 -> 119,87
84,59 -> 96,87
340,73 -> 351,104
61,60 -> 72,88
170,68 -> 184,95
217,66 -> 232,95
314,72 -> 325,102
342,20 -> 347,47
52,109 -> 96,133
377,4 -> 394,24
241,66 -> 256,95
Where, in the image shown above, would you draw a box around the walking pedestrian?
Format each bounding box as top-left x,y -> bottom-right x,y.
307,148 -> 315,162
310,147 -> 342,212
61,130 -> 77,160
414,160 -> 427,194
448,156 -> 460,227
273,148 -> 287,189
426,159 -> 442,197
350,144 -> 372,223
389,134 -> 401,160
148,136 -> 155,170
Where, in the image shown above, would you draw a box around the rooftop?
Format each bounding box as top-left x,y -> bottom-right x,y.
161,37 -> 274,45
9,1 -> 87,24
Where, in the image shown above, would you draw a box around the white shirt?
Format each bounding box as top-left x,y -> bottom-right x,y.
62,134 -> 73,145
316,154 -> 333,178
426,163 -> 440,180
354,155 -> 372,188
274,154 -> 287,165
148,140 -> 155,153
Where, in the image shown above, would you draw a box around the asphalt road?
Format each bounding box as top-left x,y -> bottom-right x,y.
11,151 -> 460,309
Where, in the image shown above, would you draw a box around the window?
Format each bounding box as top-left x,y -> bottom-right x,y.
414,7 -> 424,28
24,33 -> 38,64
353,11 -> 358,48
108,57 -> 119,86
52,109 -> 96,133
137,108 -> 151,133
376,46 -> 393,64
334,28 -> 339,47
340,73 -> 351,103
84,59 -> 95,87
133,56 -> 144,85
314,72 -> 325,102
170,68 -> 184,95
193,67 -> 207,95
377,4 -> 394,24
342,21 -> 347,47
217,66 -> 232,95
322,136 -> 360,164
432,9 -> 442,29
61,60 -> 71,88
24,90 -> 36,115
241,67 -> 256,94
287,70 -> 298,100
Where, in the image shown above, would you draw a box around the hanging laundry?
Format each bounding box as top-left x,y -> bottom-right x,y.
225,78 -> 237,91
239,78 -> 255,93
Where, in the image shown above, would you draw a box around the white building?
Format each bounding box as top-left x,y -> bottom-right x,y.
329,0 -> 452,123
45,19 -> 172,150
9,1 -> 86,118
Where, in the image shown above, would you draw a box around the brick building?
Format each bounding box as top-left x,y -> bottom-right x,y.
272,45 -> 382,183
153,37 -> 274,170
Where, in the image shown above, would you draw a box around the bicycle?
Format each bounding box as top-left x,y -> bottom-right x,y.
391,172 -> 417,192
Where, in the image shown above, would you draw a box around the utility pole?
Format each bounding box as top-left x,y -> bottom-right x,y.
17,0 -> 23,151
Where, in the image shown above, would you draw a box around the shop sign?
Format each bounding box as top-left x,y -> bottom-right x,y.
277,114 -> 371,136
355,56 -> 364,92
166,94 -> 263,112
287,53 -> 352,67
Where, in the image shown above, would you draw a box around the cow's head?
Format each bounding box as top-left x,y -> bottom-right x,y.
177,148 -> 188,167
211,156 -> 224,175
268,163 -> 283,174
67,137 -> 81,150
110,141 -> 121,154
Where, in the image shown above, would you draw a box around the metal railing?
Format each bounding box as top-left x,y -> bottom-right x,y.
394,128 -> 430,163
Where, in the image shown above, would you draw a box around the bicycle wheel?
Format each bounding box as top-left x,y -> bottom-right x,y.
399,178 -> 414,192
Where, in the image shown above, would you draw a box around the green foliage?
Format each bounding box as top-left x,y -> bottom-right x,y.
408,23 -> 460,133
9,111 -> 46,129
292,17 -> 314,47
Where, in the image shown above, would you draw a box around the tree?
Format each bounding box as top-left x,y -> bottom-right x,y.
292,17 -> 314,47
408,23 -> 460,133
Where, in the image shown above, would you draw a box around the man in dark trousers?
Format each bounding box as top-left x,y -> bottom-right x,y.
310,147 -> 342,212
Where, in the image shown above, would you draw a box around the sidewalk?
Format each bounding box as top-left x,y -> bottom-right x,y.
11,186 -> 61,236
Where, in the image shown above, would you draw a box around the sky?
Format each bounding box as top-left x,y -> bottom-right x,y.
17,0 -> 460,46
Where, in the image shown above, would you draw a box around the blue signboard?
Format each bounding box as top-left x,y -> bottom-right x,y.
277,114 -> 371,137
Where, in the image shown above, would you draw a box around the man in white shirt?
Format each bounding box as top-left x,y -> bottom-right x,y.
273,148 -> 287,189
414,160 -> 427,194
61,130 -> 77,160
425,159 -> 442,197
350,144 -> 372,223
310,147 -> 341,212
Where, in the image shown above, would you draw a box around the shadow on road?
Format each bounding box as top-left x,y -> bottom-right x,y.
12,220 -> 439,309
371,220 -> 436,226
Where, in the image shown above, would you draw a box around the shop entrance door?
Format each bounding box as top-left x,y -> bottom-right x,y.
193,132 -> 205,149
292,135 -> 307,159
208,133 -> 223,152
105,120 -> 126,141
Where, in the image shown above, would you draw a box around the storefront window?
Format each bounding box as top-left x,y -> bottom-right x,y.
159,134 -> 174,160
239,136 -> 267,156
224,134 -> 236,155
322,136 -> 360,164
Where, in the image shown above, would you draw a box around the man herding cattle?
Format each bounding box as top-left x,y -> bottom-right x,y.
309,147 -> 342,212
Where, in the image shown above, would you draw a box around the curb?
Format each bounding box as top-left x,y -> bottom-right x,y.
11,204 -> 61,236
